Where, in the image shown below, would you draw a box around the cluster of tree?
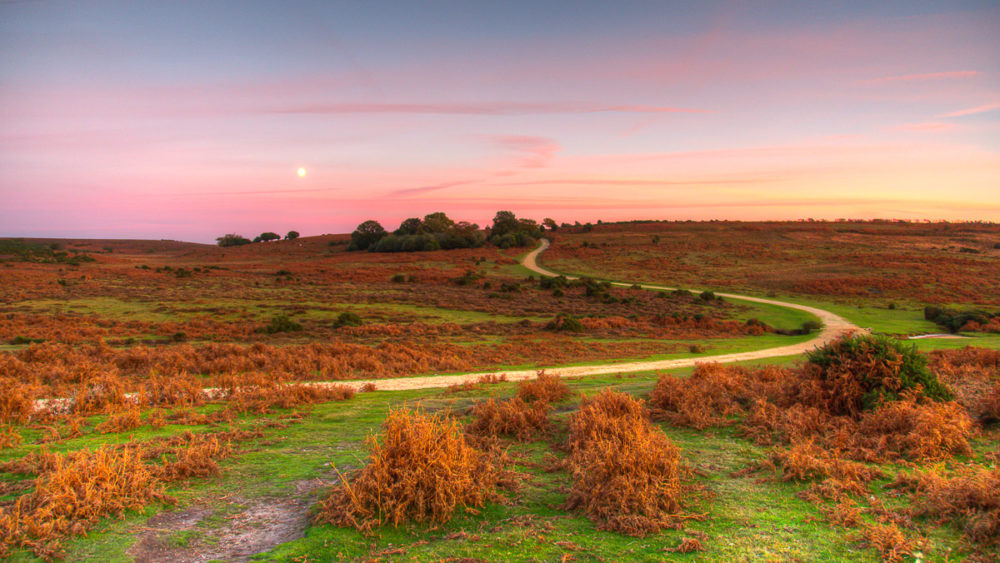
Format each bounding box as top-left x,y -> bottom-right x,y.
348,211 -> 548,252
216,231 -> 299,247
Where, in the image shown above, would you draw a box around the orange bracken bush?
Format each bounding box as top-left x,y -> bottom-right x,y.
862,523 -> 915,563
95,405 -> 143,434
467,397 -> 551,441
314,408 -> 508,533
0,445 -> 171,560
0,426 -> 22,449
515,371 -> 571,404
890,465 -> 1000,548
562,389 -> 695,537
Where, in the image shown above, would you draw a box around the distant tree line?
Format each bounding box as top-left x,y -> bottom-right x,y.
348,211 -> 549,252
216,231 -> 299,247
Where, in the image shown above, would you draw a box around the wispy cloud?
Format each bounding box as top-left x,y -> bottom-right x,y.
490,135 -> 560,168
938,101 -> 1000,118
890,121 -> 956,132
271,102 -> 714,116
866,70 -> 979,84
496,177 -> 778,187
389,180 -> 475,197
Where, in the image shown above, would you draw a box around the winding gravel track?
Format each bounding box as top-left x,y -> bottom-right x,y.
31,240 -> 859,409
337,239 -> 859,392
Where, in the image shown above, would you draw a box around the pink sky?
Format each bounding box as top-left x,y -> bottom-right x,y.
1,2 -> 998,241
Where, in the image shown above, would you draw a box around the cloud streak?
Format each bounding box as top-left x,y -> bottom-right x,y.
866,70 -> 979,84
271,102 -> 714,116
939,102 -> 1000,118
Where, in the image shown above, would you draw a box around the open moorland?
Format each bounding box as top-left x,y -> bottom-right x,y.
1,220 -> 999,562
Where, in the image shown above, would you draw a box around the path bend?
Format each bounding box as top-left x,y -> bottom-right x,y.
336,239 -> 858,391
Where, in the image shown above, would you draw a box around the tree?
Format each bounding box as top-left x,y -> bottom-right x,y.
394,217 -> 423,236
258,232 -> 280,242
490,210 -> 519,238
422,211 -> 455,233
216,233 -> 251,247
543,218 -> 558,231
349,220 -> 387,251
285,230 -> 300,240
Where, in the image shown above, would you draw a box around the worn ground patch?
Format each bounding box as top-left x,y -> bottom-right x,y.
129,479 -> 329,563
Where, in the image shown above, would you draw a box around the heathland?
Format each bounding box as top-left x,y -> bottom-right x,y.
0,220 -> 998,562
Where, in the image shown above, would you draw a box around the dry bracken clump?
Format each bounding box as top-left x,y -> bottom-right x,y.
0,426 -> 22,449
515,371 -> 571,404
0,445 -> 172,560
467,397 -> 551,441
566,388 -> 648,454
563,389 -> 693,537
314,408 -> 506,533
862,523 -> 914,563
648,363 -> 755,429
96,405 -> 143,434
852,391 -> 974,462
890,465 -> 1000,548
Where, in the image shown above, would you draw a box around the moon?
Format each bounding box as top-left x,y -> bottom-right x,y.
297,167 -> 307,178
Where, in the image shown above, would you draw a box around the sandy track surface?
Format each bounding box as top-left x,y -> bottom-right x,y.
331,239 -> 859,392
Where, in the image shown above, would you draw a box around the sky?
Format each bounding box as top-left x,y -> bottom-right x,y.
1,1 -> 999,242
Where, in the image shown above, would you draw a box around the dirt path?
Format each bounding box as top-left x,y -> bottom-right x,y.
328,239 -> 859,392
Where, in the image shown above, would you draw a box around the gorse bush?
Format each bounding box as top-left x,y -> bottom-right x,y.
333,311 -> 363,328
263,314 -> 301,334
805,333 -> 952,413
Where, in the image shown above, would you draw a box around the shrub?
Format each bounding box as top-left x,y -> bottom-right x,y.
800,320 -> 822,333
805,334 -> 952,415
546,314 -> 584,332
649,363 -> 749,429
862,523 -> 914,562
334,311 -> 363,328
699,290 -> 716,302
96,405 -> 143,434
0,378 -> 36,424
0,445 -> 171,559
853,391 -> 973,461
314,409 -> 505,532
215,233 -> 251,247
285,230 -> 299,240
563,389 -> 690,536
515,372 -> 571,404
567,389 -> 649,454
467,398 -> 551,441
263,314 -> 301,334
0,426 -> 22,449
891,466 -> 1000,548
